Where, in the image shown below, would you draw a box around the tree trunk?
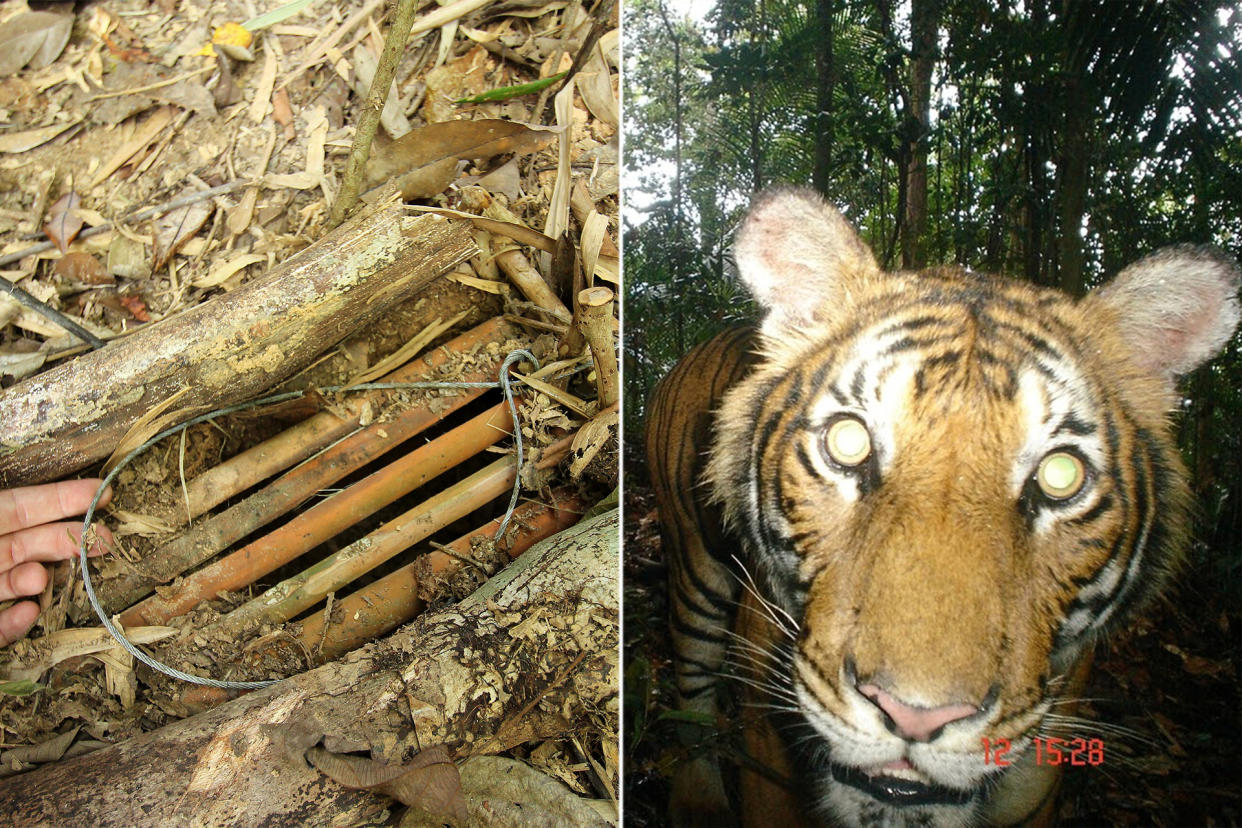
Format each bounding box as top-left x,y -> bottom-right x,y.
0,205 -> 476,487
0,510 -> 619,828
902,0 -> 938,269
1054,0 -> 1089,296
812,0 -> 835,194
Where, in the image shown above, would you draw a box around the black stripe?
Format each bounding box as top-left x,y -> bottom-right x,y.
671,612 -> 731,645
1065,493 -> 1113,527
795,441 -> 819,480
877,314 -> 946,337
1055,415 -> 1097,437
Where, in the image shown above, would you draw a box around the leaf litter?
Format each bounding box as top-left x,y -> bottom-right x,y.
0,0 -> 618,821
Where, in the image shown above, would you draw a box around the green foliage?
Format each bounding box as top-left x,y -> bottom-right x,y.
624,0 -> 1242,506
0,679 -> 44,696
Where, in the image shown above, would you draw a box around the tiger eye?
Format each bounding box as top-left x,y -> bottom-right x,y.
1036,452 -> 1086,499
825,417 -> 872,467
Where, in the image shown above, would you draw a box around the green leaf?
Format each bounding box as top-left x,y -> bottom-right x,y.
243,0 -> 319,32
655,708 -> 716,727
0,679 -> 45,696
455,72 -> 567,104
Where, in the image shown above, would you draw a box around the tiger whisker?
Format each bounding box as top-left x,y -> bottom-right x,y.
730,554 -> 800,641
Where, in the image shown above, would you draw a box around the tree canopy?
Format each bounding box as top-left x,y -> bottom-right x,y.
625,0 -> 1242,435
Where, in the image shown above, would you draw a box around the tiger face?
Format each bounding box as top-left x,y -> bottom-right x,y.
704,188 -> 1240,826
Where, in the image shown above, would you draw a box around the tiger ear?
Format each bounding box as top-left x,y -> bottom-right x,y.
1088,245 -> 1241,380
733,187 -> 880,335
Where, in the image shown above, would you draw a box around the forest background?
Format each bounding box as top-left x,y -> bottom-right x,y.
622,0 -> 1242,823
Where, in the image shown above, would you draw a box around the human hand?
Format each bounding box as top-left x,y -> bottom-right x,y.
0,480 -> 113,647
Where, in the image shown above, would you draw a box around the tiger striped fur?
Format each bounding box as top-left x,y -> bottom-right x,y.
646,188 -> 1240,827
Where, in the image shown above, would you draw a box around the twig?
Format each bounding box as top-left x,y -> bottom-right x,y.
0,279 -> 107,349
87,65 -> 215,101
428,540 -> 490,576
329,0 -> 421,227
0,180 -> 250,268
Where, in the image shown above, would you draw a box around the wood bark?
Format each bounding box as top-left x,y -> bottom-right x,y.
901,0 -> 937,269
0,510 -> 618,828
0,205 -> 477,487
812,0 -> 835,195
1054,0 -> 1089,296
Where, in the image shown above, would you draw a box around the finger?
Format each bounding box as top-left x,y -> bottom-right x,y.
0,480 -> 111,536
0,601 -> 40,647
0,521 -> 115,569
0,561 -> 49,603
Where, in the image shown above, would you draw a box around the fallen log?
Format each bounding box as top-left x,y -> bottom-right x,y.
0,203 -> 477,486
0,509 -> 618,827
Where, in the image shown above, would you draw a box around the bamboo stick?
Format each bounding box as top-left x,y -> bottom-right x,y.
180,494 -> 583,712
302,492 -> 584,656
97,322 -> 518,616
0,206 -> 476,486
206,457 -> 518,639
118,404 -> 515,628
180,316 -> 514,518
578,286 -> 618,408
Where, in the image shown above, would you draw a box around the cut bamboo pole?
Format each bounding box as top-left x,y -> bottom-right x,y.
457,188 -> 572,322
118,404 -> 515,628
298,492 -> 585,660
181,494 -> 586,710
97,324 -> 519,617
578,286 -> 618,409
205,457 -> 518,639
179,316 -> 514,518
496,248 -> 571,323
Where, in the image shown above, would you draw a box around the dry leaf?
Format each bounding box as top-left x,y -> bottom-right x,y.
192,252 -> 265,289
2,627 -> 177,682
54,252 -> 113,285
568,406 -> 618,479
107,508 -> 176,537
151,197 -> 211,270
351,44 -> 410,138
458,755 -> 613,828
0,350 -> 46,384
118,294 -> 150,322
0,121 -> 78,154
578,44 -> 618,129
248,46 -> 277,123
407,205 -> 558,253
307,744 -> 468,825
154,76 -> 216,118
271,86 -> 295,139
88,105 -> 175,188
365,119 -> 559,200
0,12 -> 73,77
346,309 -> 469,386
0,727 -> 79,768
44,192 -> 83,253
475,157 -> 522,200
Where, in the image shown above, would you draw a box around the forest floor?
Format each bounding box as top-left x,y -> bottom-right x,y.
0,0 -> 618,820
623,475 -> 1241,827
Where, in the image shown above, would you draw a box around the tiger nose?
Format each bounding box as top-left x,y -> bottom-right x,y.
857,683 -> 979,742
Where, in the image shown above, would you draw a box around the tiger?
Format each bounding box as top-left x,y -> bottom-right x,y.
645,187 -> 1240,827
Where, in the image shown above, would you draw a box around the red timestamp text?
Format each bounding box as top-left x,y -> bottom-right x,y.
980,737 -> 1104,767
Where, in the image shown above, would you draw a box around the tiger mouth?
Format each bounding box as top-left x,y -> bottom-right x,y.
830,761 -> 976,808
